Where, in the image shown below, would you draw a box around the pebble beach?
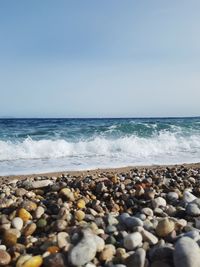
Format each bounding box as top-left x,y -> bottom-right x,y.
1,164 -> 200,266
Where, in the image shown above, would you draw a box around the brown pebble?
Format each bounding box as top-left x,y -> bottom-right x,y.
156,218 -> 175,237
23,223 -> 37,236
3,230 -> 18,247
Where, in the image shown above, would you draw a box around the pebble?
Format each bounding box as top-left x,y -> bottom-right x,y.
0,198 -> 14,208
21,200 -> 37,211
57,232 -> 70,248
125,217 -> 144,229
94,235 -> 105,252
12,217 -> 23,230
167,192 -> 179,202
183,190 -> 197,203
16,255 -> 32,267
47,246 -> 60,254
55,220 -> 67,231
15,188 -> 27,197
186,203 -> 200,216
77,199 -> 86,209
21,256 -> 43,267
0,250 -> 11,266
35,206 -> 45,219
118,213 -> 130,224
182,230 -> 200,241
75,210 -> 85,221
23,223 -> 37,236
107,214 -> 119,225
99,244 -> 116,261
194,217 -> 200,229
152,197 -> 167,208
124,232 -> 143,250
149,245 -> 174,262
3,229 -> 18,246
175,219 -> 187,230
68,230 -> 97,266
141,207 -> 154,217
174,237 -> 200,267
29,180 -> 53,189
59,188 -> 74,201
125,248 -> 146,267
192,198 -> 200,208
18,208 -> 32,222
43,253 -> 66,267
85,263 -> 96,267
37,219 -> 47,228
105,225 -> 117,233
140,228 -> 158,245
156,218 -> 175,237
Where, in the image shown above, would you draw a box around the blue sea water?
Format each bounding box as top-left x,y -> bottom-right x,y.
0,117 -> 200,175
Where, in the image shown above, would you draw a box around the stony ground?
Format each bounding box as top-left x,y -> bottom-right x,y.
1,166 -> 200,266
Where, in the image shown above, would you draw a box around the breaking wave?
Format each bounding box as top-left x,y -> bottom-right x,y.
0,131 -> 200,164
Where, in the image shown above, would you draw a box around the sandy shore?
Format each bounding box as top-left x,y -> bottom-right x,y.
1,162 -> 200,185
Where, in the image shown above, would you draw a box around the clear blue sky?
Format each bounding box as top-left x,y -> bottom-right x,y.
0,0 -> 200,117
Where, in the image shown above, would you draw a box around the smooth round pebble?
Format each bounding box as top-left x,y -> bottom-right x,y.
35,206 -> 45,219
43,253 -> 66,267
75,210 -> 85,221
152,197 -> 167,208
37,219 -> 47,228
22,255 -> 43,267
12,217 -> 23,230
0,250 -> 11,266
183,191 -> 197,203
156,218 -> 175,237
23,223 -> 37,236
68,230 -> 97,266
174,237 -> 200,267
125,217 -> 144,229
124,232 -> 143,250
186,203 -> 200,216
57,232 -> 69,249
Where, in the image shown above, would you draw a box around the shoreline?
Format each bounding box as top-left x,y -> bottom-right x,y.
1,162 -> 200,184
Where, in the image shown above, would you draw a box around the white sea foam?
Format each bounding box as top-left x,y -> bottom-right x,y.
0,132 -> 200,175
0,133 -> 199,160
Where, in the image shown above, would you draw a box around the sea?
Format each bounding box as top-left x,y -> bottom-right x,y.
0,117 -> 200,175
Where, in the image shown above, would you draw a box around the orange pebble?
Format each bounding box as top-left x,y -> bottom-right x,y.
47,246 -> 60,254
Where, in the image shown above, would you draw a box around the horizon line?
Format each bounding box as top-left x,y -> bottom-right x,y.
0,115 -> 200,120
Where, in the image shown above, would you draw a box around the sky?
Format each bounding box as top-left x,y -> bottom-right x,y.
0,0 -> 200,118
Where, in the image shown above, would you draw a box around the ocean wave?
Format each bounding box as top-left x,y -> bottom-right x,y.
0,132 -> 200,162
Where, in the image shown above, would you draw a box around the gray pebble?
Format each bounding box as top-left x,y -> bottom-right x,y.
174,237 -> 200,267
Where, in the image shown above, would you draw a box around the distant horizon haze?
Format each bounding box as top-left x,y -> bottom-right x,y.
0,115 -> 200,120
